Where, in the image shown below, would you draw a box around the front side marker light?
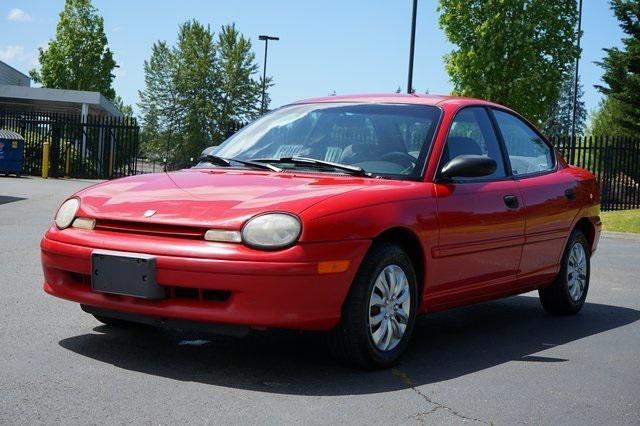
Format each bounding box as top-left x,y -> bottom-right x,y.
204,229 -> 242,243
72,217 -> 96,230
318,260 -> 351,274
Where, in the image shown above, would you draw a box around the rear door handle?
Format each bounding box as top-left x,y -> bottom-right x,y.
565,188 -> 576,200
503,195 -> 519,209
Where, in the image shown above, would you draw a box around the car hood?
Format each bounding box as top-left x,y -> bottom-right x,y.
76,169 -> 367,228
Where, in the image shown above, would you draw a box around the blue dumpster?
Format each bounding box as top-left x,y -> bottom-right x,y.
0,130 -> 25,177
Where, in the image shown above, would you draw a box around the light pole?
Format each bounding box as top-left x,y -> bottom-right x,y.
571,0 -> 583,144
259,35 -> 279,114
407,0 -> 418,94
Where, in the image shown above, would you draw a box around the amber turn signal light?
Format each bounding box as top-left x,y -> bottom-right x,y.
317,260 -> 350,274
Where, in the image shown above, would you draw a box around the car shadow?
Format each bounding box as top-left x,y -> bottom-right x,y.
58,295 -> 639,396
0,196 -> 27,205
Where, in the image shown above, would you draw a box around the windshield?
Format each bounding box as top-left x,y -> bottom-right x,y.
200,102 -> 441,178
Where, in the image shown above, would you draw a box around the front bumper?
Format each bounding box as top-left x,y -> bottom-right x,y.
41,227 -> 370,331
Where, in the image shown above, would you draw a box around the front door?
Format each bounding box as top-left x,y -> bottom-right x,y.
430,107 -> 525,308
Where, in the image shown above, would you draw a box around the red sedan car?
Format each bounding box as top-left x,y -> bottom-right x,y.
42,94 -> 601,368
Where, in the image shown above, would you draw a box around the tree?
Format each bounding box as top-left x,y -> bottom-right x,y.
216,24 -> 262,137
30,0 -> 117,99
595,0 -> 640,135
543,64 -> 586,136
438,0 -> 580,125
587,96 -> 631,136
137,21 -> 266,165
138,41 -> 181,161
112,96 -> 133,116
172,20 -> 219,162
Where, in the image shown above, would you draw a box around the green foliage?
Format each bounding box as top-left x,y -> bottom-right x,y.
138,21 -> 266,165
543,64 -> 586,136
217,24 -> 262,136
29,0 -> 117,99
138,41 -> 180,161
595,0 -> 640,135
438,0 -> 580,125
587,96 -> 631,136
172,21 -> 220,163
112,96 -> 133,116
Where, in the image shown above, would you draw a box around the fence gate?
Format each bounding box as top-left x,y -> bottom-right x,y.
552,135 -> 640,211
0,111 -> 139,179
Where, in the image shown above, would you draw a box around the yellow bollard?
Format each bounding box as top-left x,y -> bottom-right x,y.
42,141 -> 50,179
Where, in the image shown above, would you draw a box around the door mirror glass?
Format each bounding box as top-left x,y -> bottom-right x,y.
441,155 -> 497,179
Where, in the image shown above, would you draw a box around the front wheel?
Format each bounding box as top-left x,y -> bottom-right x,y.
328,243 -> 418,369
539,229 -> 590,315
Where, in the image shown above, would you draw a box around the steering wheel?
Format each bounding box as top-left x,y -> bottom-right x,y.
379,152 -> 416,170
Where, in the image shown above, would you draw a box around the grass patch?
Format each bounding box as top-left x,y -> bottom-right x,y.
601,209 -> 640,233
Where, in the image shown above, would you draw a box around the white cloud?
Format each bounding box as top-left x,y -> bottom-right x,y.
0,45 -> 34,66
7,8 -> 32,22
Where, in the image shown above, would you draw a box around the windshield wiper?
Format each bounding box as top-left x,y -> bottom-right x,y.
253,156 -> 371,177
229,158 -> 282,172
199,154 -> 281,172
199,154 -> 231,167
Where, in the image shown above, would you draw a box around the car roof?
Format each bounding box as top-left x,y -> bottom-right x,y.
291,93 -> 509,110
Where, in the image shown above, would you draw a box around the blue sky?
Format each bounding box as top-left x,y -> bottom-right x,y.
1,1 -> 625,117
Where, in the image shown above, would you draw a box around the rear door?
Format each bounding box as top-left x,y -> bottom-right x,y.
491,109 -> 579,286
431,107 -> 525,306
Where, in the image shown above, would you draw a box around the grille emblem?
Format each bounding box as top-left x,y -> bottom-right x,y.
143,209 -> 156,218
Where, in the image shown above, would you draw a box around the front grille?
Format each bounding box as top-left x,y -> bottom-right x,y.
169,287 -> 231,302
67,272 -> 231,302
94,219 -> 205,239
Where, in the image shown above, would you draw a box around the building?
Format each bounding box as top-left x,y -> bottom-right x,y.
0,60 -> 122,117
0,60 -> 138,179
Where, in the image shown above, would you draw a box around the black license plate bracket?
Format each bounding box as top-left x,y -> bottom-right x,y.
91,250 -> 165,299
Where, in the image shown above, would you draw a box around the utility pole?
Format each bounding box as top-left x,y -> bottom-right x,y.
259,35 -> 279,114
407,0 -> 418,94
571,0 -> 583,143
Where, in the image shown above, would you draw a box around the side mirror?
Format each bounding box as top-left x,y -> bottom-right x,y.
440,155 -> 497,179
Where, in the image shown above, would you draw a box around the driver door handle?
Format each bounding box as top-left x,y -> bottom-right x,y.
503,195 -> 519,209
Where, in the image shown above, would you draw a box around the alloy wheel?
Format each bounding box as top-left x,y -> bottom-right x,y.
567,242 -> 587,301
368,265 -> 411,351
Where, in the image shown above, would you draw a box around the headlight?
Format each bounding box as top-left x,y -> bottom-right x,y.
55,198 -> 80,229
241,213 -> 301,249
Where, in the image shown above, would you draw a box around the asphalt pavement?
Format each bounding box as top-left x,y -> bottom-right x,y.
1,176 -> 639,425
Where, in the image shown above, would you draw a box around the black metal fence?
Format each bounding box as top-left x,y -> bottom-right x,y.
137,134 -> 640,212
0,111 -> 139,179
1,111 -> 637,211
551,135 -> 640,211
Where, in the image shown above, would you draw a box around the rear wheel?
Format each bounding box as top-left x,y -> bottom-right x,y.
328,243 -> 418,369
539,230 -> 590,315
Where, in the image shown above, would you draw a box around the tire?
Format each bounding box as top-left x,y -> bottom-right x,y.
92,314 -> 140,328
539,229 -> 590,315
328,243 -> 418,369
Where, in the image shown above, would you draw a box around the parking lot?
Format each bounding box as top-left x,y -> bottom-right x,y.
1,176 -> 639,425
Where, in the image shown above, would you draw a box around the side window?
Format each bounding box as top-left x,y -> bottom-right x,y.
493,110 -> 554,176
441,107 -> 506,180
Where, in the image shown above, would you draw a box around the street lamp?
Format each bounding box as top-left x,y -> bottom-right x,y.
407,0 -> 418,94
259,35 -> 279,114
